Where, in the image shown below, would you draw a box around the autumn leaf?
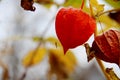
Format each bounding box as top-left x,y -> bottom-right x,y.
90,0 -> 104,15
22,48 -> 47,67
21,0 -> 36,11
97,15 -> 120,34
49,49 -> 77,72
84,43 -> 95,62
105,0 -> 120,8
48,48 -> 77,79
109,10 -> 120,24
45,37 -> 62,47
32,36 -> 62,48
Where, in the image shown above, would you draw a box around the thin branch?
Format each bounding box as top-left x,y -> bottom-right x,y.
96,8 -> 120,17
89,0 -> 94,18
20,16 -> 55,80
93,17 -> 110,80
80,0 -> 85,9
88,0 -> 110,79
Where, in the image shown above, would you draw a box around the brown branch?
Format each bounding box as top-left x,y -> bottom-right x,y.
20,16 -> 55,80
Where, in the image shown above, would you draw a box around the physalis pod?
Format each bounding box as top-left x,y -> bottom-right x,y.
85,29 -> 120,66
55,7 -> 96,54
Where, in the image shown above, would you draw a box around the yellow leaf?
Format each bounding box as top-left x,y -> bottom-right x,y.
32,36 -> 43,42
45,37 -> 62,47
97,15 -> 120,34
49,49 -> 77,74
96,4 -> 104,14
90,0 -> 104,15
65,51 -> 77,66
90,0 -> 98,7
22,48 -> 47,67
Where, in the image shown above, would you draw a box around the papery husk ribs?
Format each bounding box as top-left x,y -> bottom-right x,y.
92,30 -> 120,66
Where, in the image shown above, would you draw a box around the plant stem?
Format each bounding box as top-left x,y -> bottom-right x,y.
96,8 -> 120,17
89,0 -> 94,18
20,16 -> 54,80
81,0 -> 85,9
94,25 -> 110,80
89,0 -> 111,78
95,58 -> 110,80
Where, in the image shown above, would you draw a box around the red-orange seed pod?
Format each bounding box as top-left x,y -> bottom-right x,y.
92,29 -> 120,66
55,7 -> 96,54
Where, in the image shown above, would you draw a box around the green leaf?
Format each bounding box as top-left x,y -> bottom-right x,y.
63,0 -> 84,8
105,0 -> 120,8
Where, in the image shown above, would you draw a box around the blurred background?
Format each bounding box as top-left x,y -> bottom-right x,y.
0,0 -> 120,80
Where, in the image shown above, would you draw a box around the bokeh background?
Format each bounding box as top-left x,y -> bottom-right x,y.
0,0 -> 120,80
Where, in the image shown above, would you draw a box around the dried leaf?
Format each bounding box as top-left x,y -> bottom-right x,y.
3,69 -> 9,80
92,29 -> 120,66
106,68 -> 120,80
109,10 -> 120,24
48,49 -> 77,79
55,7 -> 96,54
0,61 -> 9,80
84,43 -> 95,62
49,49 -> 77,73
22,48 -> 46,67
21,0 -> 36,11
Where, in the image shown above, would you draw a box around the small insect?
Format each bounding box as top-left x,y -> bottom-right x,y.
84,29 -> 120,67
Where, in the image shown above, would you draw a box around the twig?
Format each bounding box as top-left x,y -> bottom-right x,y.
88,0 -> 110,79
94,21 -> 110,80
96,8 -> 120,17
80,0 -> 85,9
95,58 -> 110,80
20,16 -> 55,80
